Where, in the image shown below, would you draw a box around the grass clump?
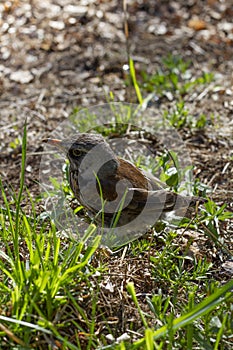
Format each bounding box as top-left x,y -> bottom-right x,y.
140,54 -> 213,98
0,125 -> 103,349
0,182 -> 103,348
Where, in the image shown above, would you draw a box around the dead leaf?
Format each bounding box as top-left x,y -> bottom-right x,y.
188,18 -> 207,31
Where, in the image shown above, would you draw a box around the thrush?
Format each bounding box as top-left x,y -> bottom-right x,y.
44,133 -> 204,231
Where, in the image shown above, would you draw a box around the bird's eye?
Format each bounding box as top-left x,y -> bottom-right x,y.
71,149 -> 82,157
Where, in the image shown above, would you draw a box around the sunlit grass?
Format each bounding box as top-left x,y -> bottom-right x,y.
1,104 -> 232,348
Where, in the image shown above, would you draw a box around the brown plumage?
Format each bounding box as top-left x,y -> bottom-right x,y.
45,133 -> 204,229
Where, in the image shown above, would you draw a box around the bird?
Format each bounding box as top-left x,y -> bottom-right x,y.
44,133 -> 205,235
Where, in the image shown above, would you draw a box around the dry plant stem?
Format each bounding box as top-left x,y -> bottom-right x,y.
0,323 -> 26,347
123,0 -> 133,102
123,0 -> 130,62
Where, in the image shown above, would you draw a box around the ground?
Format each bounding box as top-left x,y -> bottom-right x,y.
0,0 -> 233,200
0,0 -> 233,348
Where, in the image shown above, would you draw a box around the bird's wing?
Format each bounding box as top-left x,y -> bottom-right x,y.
127,188 -> 195,212
117,158 -> 167,191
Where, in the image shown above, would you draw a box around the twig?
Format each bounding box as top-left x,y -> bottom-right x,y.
0,323 -> 27,347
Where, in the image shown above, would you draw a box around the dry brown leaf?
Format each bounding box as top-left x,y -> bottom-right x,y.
188,18 -> 207,31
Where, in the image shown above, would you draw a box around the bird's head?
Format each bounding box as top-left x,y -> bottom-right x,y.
44,133 -> 118,175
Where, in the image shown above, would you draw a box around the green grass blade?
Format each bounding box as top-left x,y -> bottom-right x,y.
127,282 -> 148,328
129,57 -> 143,104
15,121 -> 27,237
145,328 -> 154,350
132,279 -> 233,348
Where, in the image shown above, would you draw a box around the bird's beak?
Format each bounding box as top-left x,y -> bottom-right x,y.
43,138 -> 67,152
